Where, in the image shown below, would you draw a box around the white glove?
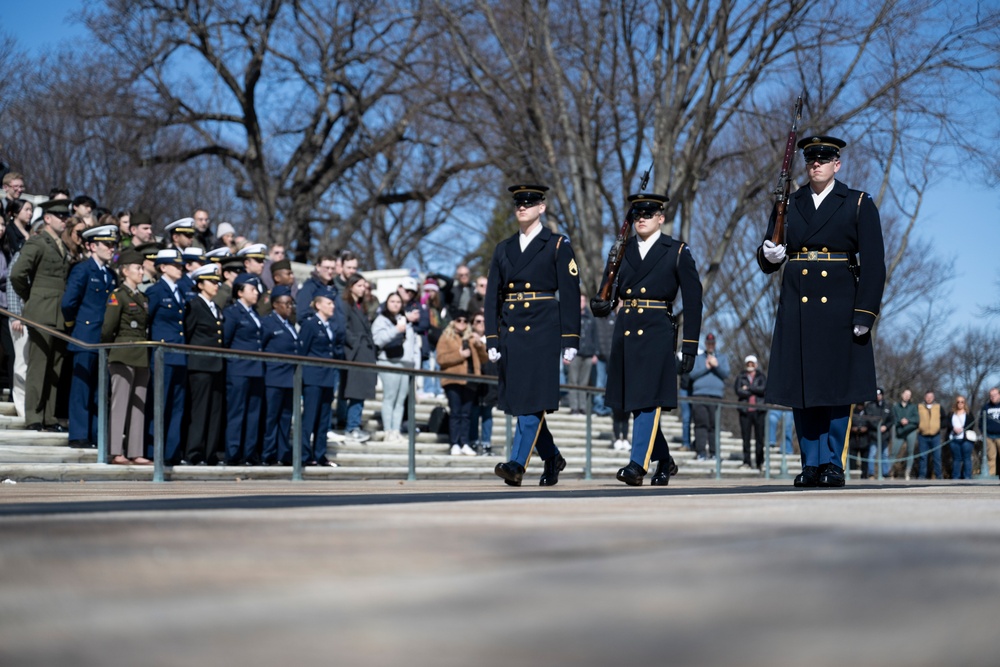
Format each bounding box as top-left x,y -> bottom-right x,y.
762,240 -> 786,264
853,325 -> 869,337
488,348 -> 501,362
562,348 -> 578,362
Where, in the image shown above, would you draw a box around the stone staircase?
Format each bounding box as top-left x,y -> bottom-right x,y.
0,396 -> 797,482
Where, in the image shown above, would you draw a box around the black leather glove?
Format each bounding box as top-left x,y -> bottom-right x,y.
590,296 -> 613,318
678,353 -> 695,375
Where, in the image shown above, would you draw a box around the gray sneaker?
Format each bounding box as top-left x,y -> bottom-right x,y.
348,429 -> 371,443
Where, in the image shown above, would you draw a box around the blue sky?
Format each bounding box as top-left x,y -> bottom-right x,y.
7,2 -> 999,325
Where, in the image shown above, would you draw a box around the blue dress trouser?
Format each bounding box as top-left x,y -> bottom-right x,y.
263,386 -> 293,464
630,408 -> 669,470
510,412 -> 559,467
226,374 -> 264,463
147,362 -> 187,463
302,385 -> 333,463
68,350 -> 98,443
793,405 -> 852,469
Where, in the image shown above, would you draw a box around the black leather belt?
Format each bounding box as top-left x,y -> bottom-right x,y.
788,251 -> 849,261
622,299 -> 670,309
504,291 -> 555,302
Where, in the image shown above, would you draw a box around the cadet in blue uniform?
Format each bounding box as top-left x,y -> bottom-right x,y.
591,194 -> 702,485
222,273 -> 265,465
145,249 -> 188,464
61,225 -> 120,448
485,184 -> 581,486
261,285 -> 299,465
184,264 -> 226,465
298,287 -> 341,466
758,135 -> 886,488
177,246 -> 205,302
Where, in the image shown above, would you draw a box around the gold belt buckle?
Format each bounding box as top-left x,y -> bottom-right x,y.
629,299 -> 638,308
516,292 -> 524,301
807,250 -> 818,261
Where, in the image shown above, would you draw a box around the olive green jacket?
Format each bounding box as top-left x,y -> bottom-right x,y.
9,231 -> 70,328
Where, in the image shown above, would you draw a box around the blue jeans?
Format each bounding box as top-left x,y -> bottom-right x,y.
917,434 -> 943,479
422,353 -> 441,396
592,359 -> 611,415
469,404 -> 494,445
949,438 -> 974,479
865,430 -> 889,477
768,409 -> 794,454
680,388 -> 692,449
345,398 -> 365,432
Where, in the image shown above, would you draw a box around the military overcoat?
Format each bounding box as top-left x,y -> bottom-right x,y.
10,231 -> 70,327
757,180 -> 885,408
484,226 -> 581,415
604,233 -> 702,412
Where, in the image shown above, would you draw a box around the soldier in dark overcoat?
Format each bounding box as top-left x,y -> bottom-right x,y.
61,225 -> 119,448
757,134 -> 885,488
101,248 -> 152,464
10,198 -> 73,432
484,184 -> 581,486
591,193 -> 702,486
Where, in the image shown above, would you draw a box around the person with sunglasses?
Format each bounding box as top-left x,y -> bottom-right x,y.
484,184 -> 581,486
757,134 -> 886,488
10,199 -> 74,433
591,193 -> 702,486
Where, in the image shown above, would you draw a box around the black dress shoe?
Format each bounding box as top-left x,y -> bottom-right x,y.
25,423 -> 42,431
818,463 -> 846,487
794,466 -> 820,487
617,460 -> 646,486
494,460 -> 525,486
305,460 -> 317,467
539,454 -> 566,486
44,424 -> 68,433
68,439 -> 92,449
316,457 -> 338,467
650,457 -> 676,486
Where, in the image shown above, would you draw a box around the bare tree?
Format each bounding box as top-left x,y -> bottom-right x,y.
85,0 -> 486,261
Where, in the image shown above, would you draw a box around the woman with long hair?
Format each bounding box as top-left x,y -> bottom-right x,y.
436,308 -> 487,456
372,291 -> 420,443
340,274 -> 377,441
946,395 -> 977,480
4,199 -> 33,255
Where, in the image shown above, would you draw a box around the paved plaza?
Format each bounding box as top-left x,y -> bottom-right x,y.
1,479 -> 998,666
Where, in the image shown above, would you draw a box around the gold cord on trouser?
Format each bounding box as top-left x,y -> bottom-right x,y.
640,408 -> 662,471
841,404 -> 855,468
524,415 -> 546,469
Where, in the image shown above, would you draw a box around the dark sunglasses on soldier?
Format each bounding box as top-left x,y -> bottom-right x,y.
635,210 -> 661,220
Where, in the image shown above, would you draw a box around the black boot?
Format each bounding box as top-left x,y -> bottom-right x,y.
539,454 -> 566,486
650,457 -> 676,486
494,460 -> 525,486
617,461 -> 646,486
794,465 -> 820,487
818,463 -> 846,487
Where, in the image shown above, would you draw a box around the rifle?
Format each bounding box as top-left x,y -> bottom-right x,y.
597,162 -> 653,301
770,95 -> 804,245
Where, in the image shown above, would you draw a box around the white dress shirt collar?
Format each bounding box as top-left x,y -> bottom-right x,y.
811,179 -> 836,209
519,221 -> 543,252
636,229 -> 661,260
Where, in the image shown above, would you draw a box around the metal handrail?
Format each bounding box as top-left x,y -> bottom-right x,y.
2,306 -> 795,483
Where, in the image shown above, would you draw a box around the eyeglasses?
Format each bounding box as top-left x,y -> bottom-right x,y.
956,400 -> 965,404
804,156 -> 837,165
635,210 -> 661,220
514,201 -> 541,210
473,318 -> 484,324
454,318 -> 468,323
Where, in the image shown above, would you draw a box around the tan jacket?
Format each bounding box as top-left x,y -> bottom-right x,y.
918,403 -> 942,436
436,330 -> 487,387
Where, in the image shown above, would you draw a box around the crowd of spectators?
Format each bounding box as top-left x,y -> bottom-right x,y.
1,169 -> 997,474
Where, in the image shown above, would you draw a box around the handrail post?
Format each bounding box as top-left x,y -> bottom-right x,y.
152,347 -> 165,483
584,400 -> 593,481
292,365 -> 303,481
763,409 -> 771,480
714,402 -> 722,480
407,373 -> 416,481
979,410 -> 990,480
779,410 -> 790,479
96,347 -> 108,465
876,425 -> 884,480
